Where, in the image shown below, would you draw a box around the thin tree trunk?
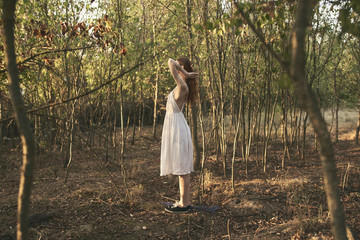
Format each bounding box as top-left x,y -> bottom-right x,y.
333,57 -> 342,144
186,0 -> 200,170
296,109 -> 302,156
335,100 -> 339,142
217,25 -> 227,177
199,102 -> 206,199
245,99 -> 259,176
2,1 -> 36,239
105,89 -> 111,162
0,96 -> 4,151
152,68 -> 159,138
281,89 -> 291,169
131,77 -> 136,145
256,103 -> 262,166
240,92 -> 246,162
206,45 -> 219,160
290,1 -> 347,238
138,83 -> 144,137
240,92 -> 246,174
262,78 -> 269,167
112,84 -> 117,158
219,78 -> 226,177
356,97 -> 360,144
231,91 -> 243,191
203,0 -> 219,161
152,10 -> 159,139
247,96 -> 252,148
301,113 -> 308,160
263,92 -> 278,172
289,100 -> 294,146
197,62 -> 206,200
120,83 -> 125,164
64,101 -> 76,183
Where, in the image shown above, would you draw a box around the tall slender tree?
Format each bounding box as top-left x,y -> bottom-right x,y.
2,1 -> 36,239
234,0 -> 348,238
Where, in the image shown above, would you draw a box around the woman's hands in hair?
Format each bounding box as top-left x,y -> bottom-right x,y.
185,72 -> 199,79
168,58 -> 198,82
173,59 -> 198,79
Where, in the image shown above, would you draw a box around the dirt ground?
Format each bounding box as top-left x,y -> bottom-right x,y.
1,121 -> 359,239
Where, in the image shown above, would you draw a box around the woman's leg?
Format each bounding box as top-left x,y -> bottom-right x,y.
178,174 -> 190,207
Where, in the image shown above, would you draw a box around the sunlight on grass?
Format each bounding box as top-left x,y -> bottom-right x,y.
268,177 -> 309,190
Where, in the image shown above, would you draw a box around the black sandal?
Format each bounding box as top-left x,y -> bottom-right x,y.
165,204 -> 192,213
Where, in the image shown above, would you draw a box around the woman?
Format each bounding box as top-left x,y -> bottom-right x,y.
160,57 -> 198,213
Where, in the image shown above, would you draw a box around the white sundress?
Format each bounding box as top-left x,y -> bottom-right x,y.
160,89 -> 193,176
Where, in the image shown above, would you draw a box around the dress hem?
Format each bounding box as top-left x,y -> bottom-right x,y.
160,170 -> 193,176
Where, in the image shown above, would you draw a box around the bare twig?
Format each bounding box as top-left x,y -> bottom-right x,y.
96,198 -> 127,217
49,117 -> 128,200
233,2 -> 288,72
1,43 -> 172,123
159,195 -> 177,202
0,45 -> 94,74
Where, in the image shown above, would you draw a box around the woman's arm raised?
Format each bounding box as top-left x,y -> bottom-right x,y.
168,58 -> 188,89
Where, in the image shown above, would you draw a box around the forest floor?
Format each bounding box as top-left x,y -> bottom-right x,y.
1,116 -> 360,240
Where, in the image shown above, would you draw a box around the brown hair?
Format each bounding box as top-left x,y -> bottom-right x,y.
177,57 -> 198,105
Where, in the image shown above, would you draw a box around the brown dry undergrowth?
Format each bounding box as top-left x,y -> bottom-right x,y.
0,122 -> 359,240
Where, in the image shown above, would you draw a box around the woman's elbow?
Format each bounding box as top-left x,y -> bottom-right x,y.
168,58 -> 175,65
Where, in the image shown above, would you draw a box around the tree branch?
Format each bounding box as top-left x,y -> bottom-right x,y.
233,1 -> 289,72
1,43 -> 172,123
0,45 -> 94,74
